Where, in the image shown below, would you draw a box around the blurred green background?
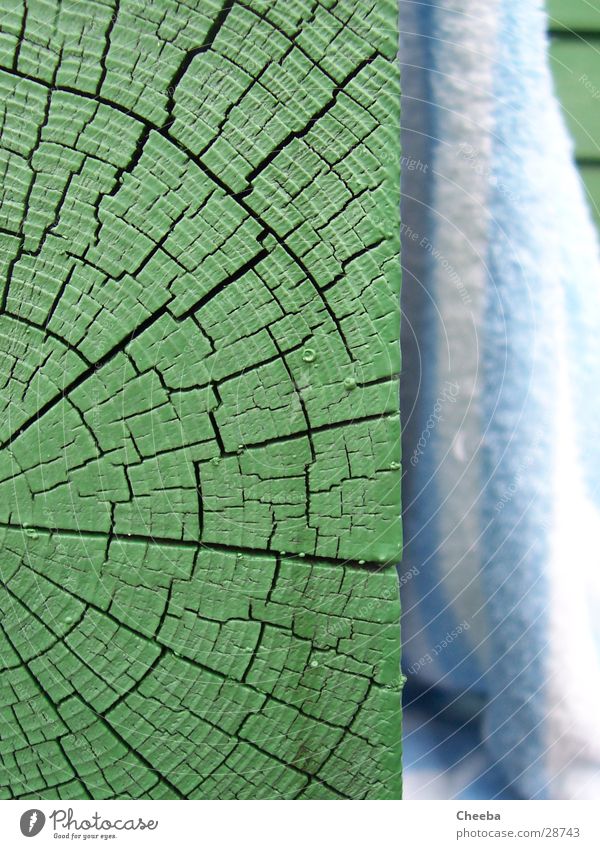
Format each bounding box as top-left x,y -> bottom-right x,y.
549,0 -> 600,228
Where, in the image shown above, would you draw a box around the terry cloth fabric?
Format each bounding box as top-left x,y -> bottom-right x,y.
400,0 -> 600,800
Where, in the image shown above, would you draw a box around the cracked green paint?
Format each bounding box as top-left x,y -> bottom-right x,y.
0,0 -> 401,800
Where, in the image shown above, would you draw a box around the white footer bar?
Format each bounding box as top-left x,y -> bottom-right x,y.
0,800 -> 598,848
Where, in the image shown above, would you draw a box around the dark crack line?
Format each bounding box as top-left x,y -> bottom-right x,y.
0,520 -> 394,570
43,262 -> 76,332
11,0 -> 28,73
163,0 -> 234,131
240,56 -> 378,188
174,246 -> 269,321
193,460 -> 203,540
96,0 -> 120,96
217,409 -> 397,455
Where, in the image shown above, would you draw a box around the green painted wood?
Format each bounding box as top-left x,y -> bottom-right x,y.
550,38 -> 600,159
548,0 -> 600,32
0,0 -> 402,800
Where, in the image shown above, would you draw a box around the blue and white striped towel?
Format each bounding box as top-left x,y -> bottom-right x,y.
400,0 -> 600,800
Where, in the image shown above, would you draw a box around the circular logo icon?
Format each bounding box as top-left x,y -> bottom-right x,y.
19,810 -> 46,837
